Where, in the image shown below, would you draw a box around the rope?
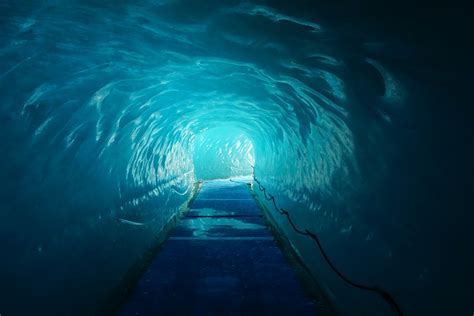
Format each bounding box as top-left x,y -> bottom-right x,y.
249,166 -> 403,316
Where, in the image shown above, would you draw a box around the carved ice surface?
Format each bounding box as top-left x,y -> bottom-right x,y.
0,1 -> 472,316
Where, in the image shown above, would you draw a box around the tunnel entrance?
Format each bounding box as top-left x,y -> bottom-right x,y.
192,127 -> 255,180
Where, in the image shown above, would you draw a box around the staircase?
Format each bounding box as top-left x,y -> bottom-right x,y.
118,178 -> 316,315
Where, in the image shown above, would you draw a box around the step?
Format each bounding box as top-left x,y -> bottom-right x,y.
172,216 -> 270,238
188,198 -> 260,216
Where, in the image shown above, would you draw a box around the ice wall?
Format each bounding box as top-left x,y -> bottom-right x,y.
0,1 -> 472,315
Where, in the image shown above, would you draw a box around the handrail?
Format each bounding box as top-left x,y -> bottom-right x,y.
245,165 -> 403,316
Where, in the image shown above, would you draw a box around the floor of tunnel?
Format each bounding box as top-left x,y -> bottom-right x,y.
117,178 -> 317,316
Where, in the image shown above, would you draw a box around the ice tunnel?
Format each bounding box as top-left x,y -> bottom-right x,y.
0,1 -> 472,315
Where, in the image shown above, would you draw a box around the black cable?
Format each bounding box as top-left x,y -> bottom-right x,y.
250,166 -> 402,316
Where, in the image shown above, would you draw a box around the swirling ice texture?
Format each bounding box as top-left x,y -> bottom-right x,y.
0,1 -> 472,316
193,127 -> 254,180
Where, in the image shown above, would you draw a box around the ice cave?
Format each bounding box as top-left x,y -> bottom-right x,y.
0,1 -> 472,315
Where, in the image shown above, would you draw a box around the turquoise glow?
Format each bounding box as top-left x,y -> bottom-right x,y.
193,127 -> 254,180
0,1 -> 472,316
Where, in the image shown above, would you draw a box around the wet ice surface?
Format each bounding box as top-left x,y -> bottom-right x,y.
119,179 -> 316,315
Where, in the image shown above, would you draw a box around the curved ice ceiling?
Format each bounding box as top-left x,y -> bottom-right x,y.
0,1 -> 472,316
